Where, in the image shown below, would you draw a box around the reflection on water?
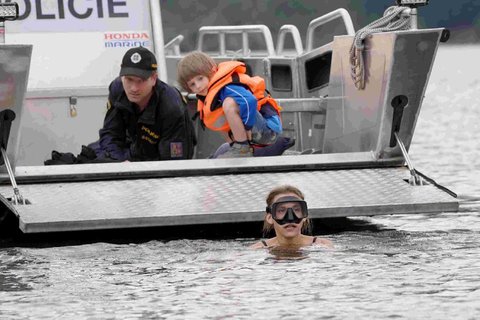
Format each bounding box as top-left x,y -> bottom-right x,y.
1,45 -> 480,319
266,246 -> 311,261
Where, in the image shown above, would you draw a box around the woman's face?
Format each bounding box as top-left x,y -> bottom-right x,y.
267,192 -> 305,239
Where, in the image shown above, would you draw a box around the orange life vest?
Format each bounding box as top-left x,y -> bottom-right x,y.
197,61 -> 281,132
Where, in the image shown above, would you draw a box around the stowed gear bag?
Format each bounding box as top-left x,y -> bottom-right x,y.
43,145 -> 122,165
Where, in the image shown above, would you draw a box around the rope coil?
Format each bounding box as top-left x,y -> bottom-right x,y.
350,6 -> 413,90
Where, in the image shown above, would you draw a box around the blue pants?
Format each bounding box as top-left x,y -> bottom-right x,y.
250,111 -> 278,145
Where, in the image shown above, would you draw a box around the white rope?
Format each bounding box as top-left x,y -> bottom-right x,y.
350,6 -> 413,90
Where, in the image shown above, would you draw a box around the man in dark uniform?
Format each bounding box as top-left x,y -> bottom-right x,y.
89,46 -> 196,161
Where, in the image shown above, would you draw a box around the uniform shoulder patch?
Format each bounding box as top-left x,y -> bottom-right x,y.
170,142 -> 184,158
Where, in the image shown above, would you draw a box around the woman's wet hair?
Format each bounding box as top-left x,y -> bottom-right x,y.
262,185 -> 312,237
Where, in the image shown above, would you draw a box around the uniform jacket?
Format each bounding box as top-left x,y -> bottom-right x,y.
92,77 -> 195,161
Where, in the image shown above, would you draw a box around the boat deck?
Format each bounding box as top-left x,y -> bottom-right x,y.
0,160 -> 458,234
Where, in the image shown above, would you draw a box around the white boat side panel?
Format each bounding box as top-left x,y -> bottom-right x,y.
0,45 -> 32,170
0,168 -> 458,234
6,0 -> 153,90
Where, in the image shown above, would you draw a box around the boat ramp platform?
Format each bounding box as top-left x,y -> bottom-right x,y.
0,154 -> 458,234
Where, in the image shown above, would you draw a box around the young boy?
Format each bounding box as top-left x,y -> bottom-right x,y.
177,51 -> 283,158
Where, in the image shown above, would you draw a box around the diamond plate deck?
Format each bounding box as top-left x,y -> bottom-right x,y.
0,167 -> 458,234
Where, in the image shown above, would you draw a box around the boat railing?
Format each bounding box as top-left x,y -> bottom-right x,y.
164,34 -> 184,56
197,24 -> 276,57
276,24 -> 303,56
305,8 -> 355,52
277,98 -> 327,152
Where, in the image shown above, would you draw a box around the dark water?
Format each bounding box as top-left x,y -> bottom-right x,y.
1,45 -> 479,319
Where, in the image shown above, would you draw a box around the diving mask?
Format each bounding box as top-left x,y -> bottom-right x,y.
267,196 -> 308,225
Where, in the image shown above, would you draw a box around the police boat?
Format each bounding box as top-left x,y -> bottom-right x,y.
0,0 -> 458,238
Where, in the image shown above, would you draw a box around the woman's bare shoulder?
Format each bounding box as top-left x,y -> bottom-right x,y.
313,237 -> 334,248
249,241 -> 267,249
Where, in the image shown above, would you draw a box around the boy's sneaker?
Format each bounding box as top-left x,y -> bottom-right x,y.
217,142 -> 253,158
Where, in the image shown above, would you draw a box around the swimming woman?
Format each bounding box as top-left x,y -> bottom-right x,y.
250,185 -> 333,249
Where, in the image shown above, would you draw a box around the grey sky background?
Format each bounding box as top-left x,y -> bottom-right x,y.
160,0 -> 479,52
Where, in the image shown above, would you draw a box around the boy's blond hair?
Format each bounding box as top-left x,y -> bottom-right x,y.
177,51 -> 217,92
